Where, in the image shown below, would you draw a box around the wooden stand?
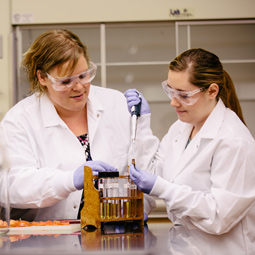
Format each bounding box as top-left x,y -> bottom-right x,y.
80,166 -> 144,230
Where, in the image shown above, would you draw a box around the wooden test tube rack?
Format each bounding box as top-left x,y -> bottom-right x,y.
81,166 -> 144,230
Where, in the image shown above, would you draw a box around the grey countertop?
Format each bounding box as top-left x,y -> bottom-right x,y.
0,220 -> 252,255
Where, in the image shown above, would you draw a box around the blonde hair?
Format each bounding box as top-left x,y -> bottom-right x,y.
21,29 -> 90,95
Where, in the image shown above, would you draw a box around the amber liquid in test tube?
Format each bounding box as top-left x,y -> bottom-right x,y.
129,159 -> 137,217
105,172 -> 114,219
122,168 -> 130,218
98,172 -> 107,219
112,171 -> 120,218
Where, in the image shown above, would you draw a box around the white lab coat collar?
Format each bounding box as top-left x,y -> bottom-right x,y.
40,93 -> 66,128
170,99 -> 226,180
175,99 -> 226,139
39,86 -> 104,144
86,86 -> 104,144
195,98 -> 226,140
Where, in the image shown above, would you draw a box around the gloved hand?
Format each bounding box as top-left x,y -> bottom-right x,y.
144,212 -> 148,223
73,161 -> 117,190
124,89 -> 150,115
129,164 -> 157,194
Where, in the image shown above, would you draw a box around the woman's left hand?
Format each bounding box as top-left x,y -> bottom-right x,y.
129,164 -> 157,194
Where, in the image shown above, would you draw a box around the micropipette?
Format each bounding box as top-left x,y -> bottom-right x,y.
131,94 -> 141,162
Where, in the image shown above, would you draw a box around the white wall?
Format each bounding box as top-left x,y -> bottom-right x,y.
11,0 -> 255,24
0,0 -> 12,119
0,0 -> 255,118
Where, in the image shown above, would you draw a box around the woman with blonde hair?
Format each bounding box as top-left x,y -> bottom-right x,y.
1,29 -> 157,221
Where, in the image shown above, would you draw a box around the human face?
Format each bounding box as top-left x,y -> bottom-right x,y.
40,56 -> 92,115
167,70 -> 217,129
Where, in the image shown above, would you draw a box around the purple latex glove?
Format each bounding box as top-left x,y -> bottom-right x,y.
73,161 -> 117,190
144,213 -> 148,223
124,89 -> 150,115
129,164 -> 157,194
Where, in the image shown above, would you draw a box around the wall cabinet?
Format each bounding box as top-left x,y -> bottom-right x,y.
14,20 -> 255,140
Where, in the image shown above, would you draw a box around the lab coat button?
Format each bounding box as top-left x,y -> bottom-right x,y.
73,205 -> 77,209
97,113 -> 100,118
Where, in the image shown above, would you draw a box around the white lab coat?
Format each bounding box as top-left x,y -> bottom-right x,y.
137,99 -> 255,247
0,85 -> 158,221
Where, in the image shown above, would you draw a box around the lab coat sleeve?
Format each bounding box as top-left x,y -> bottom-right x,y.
150,137 -> 255,235
8,166 -> 77,208
1,117 -> 77,209
143,194 -> 157,215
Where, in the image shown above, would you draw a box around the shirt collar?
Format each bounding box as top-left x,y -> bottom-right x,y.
177,99 -> 226,140
196,98 -> 226,139
40,93 -> 64,127
39,86 -> 104,128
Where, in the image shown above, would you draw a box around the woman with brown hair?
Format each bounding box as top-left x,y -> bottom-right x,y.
125,48 -> 255,245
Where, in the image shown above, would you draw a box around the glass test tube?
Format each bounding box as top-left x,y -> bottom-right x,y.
105,172 -> 113,219
122,168 -> 129,218
98,171 -> 107,219
129,159 -> 137,217
129,183 -> 137,217
112,171 -> 120,218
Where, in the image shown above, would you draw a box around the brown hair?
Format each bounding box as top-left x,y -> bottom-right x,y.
169,48 -> 246,124
21,29 -> 90,95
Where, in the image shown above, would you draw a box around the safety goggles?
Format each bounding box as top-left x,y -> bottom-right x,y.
46,61 -> 97,91
162,80 -> 207,105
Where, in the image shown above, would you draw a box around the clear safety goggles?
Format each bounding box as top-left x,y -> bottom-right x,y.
162,80 -> 208,105
46,61 -> 97,91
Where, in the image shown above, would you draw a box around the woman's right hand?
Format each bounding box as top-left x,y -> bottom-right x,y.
73,161 -> 117,190
124,89 -> 150,115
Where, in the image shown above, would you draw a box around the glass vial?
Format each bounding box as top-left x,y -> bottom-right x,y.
129,161 -> 137,218
112,171 -> 120,219
105,172 -> 113,219
98,171 -> 107,219
122,167 -> 131,218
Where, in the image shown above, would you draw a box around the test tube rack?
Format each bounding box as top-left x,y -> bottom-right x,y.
81,166 -> 144,230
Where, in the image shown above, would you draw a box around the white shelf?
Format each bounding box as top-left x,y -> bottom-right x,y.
13,20 -> 255,139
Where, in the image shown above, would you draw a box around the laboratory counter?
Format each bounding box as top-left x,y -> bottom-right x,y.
0,219 -> 252,255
